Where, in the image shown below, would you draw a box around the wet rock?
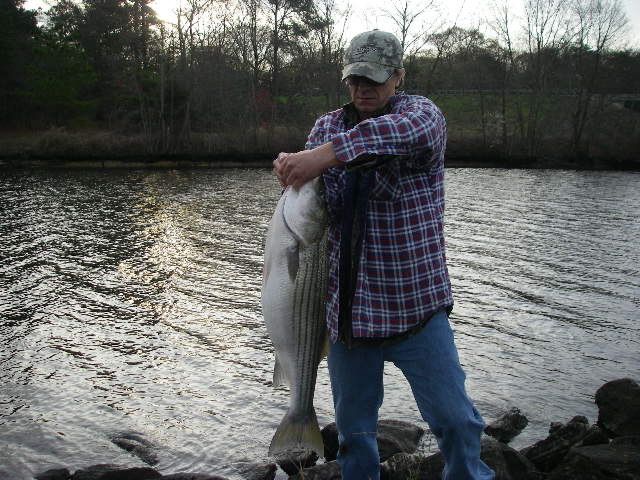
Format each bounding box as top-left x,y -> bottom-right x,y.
70,464 -> 161,480
235,461 -> 277,480
274,450 -> 319,476
547,442 -> 640,480
381,438 -> 541,480
111,433 -> 159,466
380,452 -> 442,480
520,416 -> 590,472
579,425 -> 610,447
595,378 -> 640,438
484,407 -> 529,443
289,461 -> 341,480
479,438 -> 542,480
321,419 -> 425,462
34,468 -> 71,480
611,435 -> 640,447
160,474 -> 230,480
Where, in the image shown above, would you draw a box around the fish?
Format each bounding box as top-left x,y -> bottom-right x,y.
261,177 -> 329,458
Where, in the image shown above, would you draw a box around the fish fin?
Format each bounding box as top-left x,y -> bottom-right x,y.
273,354 -> 288,388
286,245 -> 299,282
268,409 -> 324,458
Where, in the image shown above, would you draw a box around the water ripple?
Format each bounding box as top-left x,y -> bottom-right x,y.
0,167 -> 639,478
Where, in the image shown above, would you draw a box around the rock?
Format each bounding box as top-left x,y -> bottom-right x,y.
521,415 -> 590,472
381,438 -> 541,480
479,438 -> 543,480
274,450 -> 318,476
289,461 -> 342,480
35,468 -> 71,480
547,443 -> 640,480
234,461 -> 277,480
580,425 -> 610,447
321,419 -> 425,462
160,474 -> 230,480
381,452 -> 442,480
484,407 -> 529,443
70,464 -> 161,480
596,378 -> 640,438
111,433 -> 159,466
611,435 -> 640,447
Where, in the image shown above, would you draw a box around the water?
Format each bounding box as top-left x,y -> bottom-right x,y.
1,167 -> 638,479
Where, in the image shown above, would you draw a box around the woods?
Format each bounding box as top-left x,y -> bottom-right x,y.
1,0 -> 639,165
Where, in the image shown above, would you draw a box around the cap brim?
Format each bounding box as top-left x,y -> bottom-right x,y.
342,62 -> 395,84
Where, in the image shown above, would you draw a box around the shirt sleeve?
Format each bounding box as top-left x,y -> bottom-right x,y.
305,112 -> 337,150
330,95 -> 446,170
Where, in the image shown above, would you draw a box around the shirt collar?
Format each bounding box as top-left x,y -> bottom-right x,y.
342,94 -> 399,129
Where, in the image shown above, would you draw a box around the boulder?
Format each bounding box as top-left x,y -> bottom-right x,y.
611,436 -> 640,447
288,461 -> 342,480
111,433 -> 159,466
595,378 -> 640,438
234,461 -> 277,480
70,464 -> 161,480
380,452 -> 442,480
160,474 -> 230,480
35,468 -> 71,480
274,450 -> 319,476
479,438 -> 542,480
321,419 -> 425,462
580,425 -> 610,447
484,408 -> 529,443
521,415 -> 590,472
381,437 -> 542,480
547,442 -> 640,479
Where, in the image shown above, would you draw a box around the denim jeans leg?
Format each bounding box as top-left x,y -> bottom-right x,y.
385,310 -> 495,480
328,339 -> 385,480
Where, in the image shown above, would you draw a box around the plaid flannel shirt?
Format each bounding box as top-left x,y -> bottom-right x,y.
305,92 -> 453,343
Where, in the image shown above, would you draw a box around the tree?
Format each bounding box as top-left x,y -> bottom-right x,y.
569,0 -> 628,157
0,0 -> 38,127
522,0 -> 572,156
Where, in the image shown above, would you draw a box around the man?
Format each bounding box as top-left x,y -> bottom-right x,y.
273,30 -> 494,480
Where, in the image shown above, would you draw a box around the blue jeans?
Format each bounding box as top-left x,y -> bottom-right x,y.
327,310 -> 495,480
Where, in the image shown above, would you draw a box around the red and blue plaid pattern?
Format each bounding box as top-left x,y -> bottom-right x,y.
306,93 -> 454,342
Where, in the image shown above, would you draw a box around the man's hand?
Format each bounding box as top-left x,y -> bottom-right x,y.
273,142 -> 340,189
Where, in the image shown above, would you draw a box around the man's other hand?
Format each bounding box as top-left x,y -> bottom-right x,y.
273,142 -> 340,190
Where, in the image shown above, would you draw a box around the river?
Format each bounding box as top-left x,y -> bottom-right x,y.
1,167 -> 638,479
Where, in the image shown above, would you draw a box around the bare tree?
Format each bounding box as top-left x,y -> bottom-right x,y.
522,0 -> 572,156
487,0 -> 519,154
313,0 -> 350,108
228,0 -> 272,140
569,0 -> 628,157
381,0 -> 444,65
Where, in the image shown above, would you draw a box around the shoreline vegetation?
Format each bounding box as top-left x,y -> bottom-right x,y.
1,123 -> 638,171
4,0 -> 639,173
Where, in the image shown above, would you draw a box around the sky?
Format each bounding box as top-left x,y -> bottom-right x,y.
24,0 -> 640,48
148,0 -> 640,48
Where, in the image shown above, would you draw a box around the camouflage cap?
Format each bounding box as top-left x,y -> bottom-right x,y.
342,30 -> 403,84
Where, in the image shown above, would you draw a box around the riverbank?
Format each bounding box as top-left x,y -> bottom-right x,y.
1,129 -> 638,171
33,378 -> 640,480
2,153 -> 639,172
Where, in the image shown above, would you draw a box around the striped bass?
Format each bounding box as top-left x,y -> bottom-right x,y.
261,177 -> 328,458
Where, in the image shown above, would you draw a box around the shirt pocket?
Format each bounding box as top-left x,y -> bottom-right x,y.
371,166 -> 400,202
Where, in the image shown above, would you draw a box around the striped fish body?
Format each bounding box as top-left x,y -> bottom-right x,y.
261,178 -> 328,458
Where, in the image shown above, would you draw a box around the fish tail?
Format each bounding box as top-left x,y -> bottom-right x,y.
268,409 -> 324,458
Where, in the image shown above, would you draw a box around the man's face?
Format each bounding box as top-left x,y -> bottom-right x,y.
347,72 -> 399,120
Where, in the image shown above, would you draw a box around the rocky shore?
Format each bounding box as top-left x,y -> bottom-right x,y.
35,378 -> 640,480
